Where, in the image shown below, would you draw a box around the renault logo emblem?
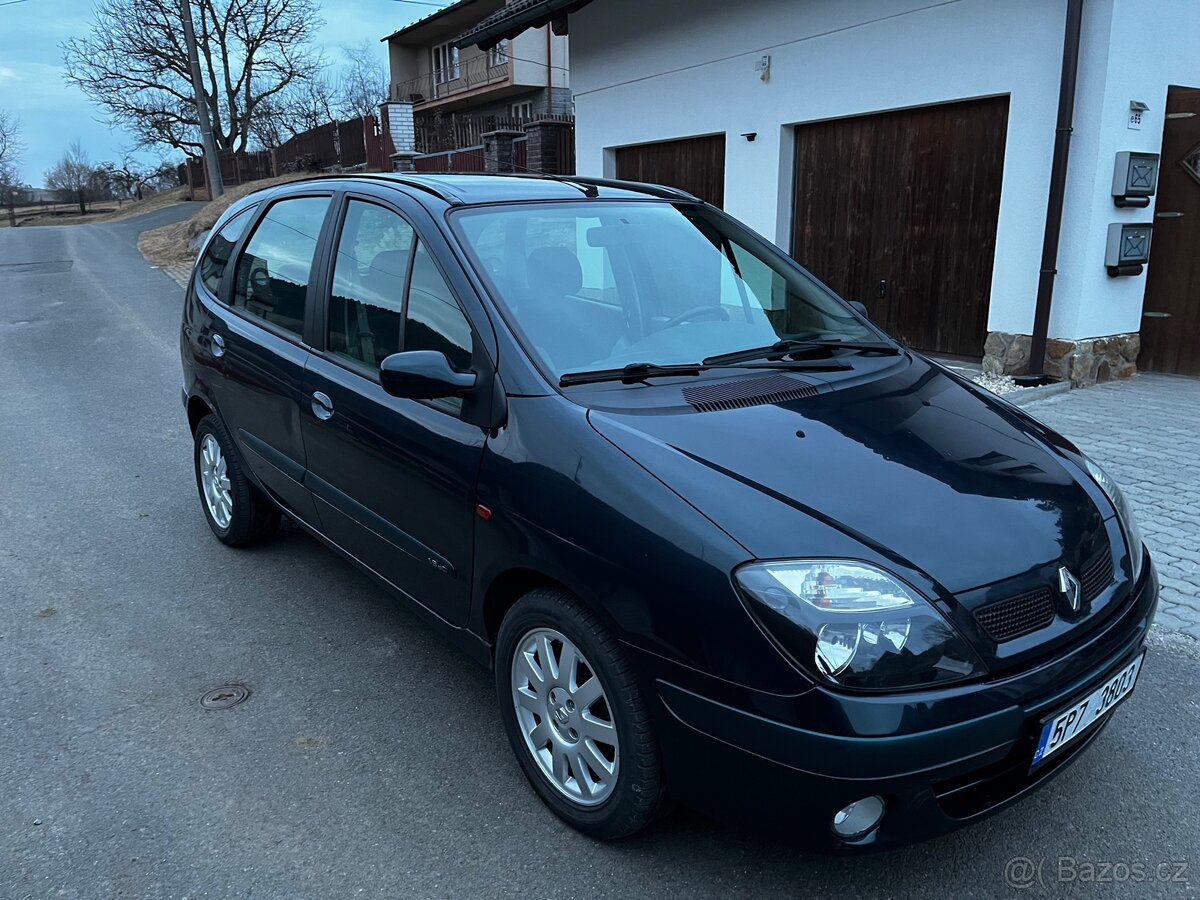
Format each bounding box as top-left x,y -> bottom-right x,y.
1058,566 -> 1082,612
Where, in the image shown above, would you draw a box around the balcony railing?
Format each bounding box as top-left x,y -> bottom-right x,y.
393,54 -> 509,105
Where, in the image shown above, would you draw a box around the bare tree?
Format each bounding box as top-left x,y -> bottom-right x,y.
45,140 -> 96,216
248,71 -> 339,149
0,110 -> 23,225
62,0 -> 323,155
339,42 -> 388,121
100,154 -> 181,201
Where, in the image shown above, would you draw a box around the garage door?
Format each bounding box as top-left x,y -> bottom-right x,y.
792,96 -> 1010,357
615,135 -> 726,207
1139,86 -> 1200,375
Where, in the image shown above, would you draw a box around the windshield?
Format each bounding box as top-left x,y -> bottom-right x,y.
451,200 -> 879,379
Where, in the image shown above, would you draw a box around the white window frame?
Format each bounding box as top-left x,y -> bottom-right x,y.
488,39 -> 509,69
511,100 -> 533,120
432,42 -> 460,85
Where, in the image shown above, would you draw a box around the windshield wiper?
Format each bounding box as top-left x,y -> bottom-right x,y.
703,338 -> 900,367
559,359 -> 850,387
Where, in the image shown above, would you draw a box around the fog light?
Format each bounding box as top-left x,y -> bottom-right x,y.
831,795 -> 885,839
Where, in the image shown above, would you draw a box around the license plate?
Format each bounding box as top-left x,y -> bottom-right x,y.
1032,653 -> 1144,766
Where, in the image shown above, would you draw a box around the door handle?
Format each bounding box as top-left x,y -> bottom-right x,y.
210,333 -> 226,358
311,391 -> 334,421
877,279 -> 889,299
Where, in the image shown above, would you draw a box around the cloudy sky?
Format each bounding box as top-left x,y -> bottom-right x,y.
0,0 -> 448,185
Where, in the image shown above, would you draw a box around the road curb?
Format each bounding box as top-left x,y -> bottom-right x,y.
1007,381 -> 1072,406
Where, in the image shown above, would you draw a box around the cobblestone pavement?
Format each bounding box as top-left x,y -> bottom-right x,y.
1028,374 -> 1200,638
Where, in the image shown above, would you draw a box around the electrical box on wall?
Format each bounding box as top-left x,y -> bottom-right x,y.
1112,152 -> 1160,207
1105,223 -> 1153,277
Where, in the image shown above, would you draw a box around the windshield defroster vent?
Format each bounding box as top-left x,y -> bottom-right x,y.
682,374 -> 820,413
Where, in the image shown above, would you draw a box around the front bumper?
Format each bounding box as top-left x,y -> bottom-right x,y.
631,555 -> 1158,850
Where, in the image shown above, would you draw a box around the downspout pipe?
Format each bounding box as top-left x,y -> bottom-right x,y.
1025,0 -> 1084,381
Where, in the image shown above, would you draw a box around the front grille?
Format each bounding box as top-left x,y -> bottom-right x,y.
681,374 -> 819,413
974,587 -> 1055,643
1081,551 -> 1114,602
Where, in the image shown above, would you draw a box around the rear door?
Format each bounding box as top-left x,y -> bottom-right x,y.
206,192 -> 335,524
300,192 -> 487,626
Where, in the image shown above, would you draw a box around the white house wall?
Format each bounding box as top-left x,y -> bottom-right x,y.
570,0 -> 1197,343
1052,0 -> 1200,341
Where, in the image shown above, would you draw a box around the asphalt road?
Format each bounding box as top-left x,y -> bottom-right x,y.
1,209 -> 1197,900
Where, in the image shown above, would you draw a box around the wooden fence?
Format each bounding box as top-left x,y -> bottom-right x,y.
181,115 -> 384,198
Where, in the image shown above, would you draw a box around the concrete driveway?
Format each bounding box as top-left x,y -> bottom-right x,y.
0,210 -> 1195,898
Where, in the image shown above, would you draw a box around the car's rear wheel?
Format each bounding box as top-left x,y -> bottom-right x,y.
193,413 -> 280,547
496,587 -> 666,839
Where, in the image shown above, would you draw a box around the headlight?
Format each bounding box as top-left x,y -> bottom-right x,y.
1081,456 -> 1144,581
734,561 -> 985,691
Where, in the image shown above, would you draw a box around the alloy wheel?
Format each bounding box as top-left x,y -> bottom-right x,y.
510,628 -> 620,806
199,433 -> 233,530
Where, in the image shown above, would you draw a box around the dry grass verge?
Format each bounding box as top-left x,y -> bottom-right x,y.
9,186 -> 195,228
137,173 -> 312,270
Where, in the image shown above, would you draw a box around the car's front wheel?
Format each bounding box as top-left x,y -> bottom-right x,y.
496,587 -> 666,839
193,413 -> 280,547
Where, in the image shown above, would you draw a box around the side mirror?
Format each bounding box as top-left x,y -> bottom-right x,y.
380,351 -> 477,400
848,300 -> 869,319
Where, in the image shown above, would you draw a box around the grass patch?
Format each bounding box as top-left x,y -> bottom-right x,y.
7,186 -> 195,228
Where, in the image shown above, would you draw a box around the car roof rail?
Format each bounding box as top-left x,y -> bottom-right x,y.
563,176 -> 702,203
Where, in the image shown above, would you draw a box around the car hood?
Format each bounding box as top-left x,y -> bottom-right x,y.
587,357 -> 1108,595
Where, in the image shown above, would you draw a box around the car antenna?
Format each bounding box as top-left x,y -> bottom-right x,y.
430,150 -> 599,198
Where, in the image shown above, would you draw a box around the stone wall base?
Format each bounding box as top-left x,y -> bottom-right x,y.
983,331 -> 1140,387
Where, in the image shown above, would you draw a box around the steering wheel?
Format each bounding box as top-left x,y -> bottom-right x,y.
658,304 -> 730,330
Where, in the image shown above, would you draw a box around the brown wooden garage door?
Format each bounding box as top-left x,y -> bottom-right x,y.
615,135 -> 726,207
1139,86 -> 1200,375
792,96 -> 1010,357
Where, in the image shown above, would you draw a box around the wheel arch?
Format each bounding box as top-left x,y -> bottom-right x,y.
187,394 -> 215,434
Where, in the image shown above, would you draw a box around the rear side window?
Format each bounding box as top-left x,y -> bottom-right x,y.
232,196 -> 331,338
198,208 -> 252,296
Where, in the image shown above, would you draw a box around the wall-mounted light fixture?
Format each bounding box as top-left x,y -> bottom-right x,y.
755,55 -> 771,82
742,132 -> 758,142
1127,100 -> 1149,130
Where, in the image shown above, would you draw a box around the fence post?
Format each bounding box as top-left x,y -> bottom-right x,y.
523,119 -> 575,175
379,100 -> 416,159
482,129 -> 524,174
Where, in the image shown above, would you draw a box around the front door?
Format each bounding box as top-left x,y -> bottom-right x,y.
301,194 -> 485,626
1140,86 -> 1200,374
792,96 -> 1009,357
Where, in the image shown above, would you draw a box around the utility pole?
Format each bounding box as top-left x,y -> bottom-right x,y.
179,0 -> 223,199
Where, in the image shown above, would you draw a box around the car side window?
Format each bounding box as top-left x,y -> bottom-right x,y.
328,200 -> 415,370
198,207 -> 252,297
405,241 -> 473,373
232,196 -> 330,338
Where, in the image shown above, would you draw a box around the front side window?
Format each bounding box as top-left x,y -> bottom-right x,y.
451,201 -> 876,378
199,207 -> 252,296
232,196 -> 330,338
327,200 -> 475,408
329,200 -> 415,370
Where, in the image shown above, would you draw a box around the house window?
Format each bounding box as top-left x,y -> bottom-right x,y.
511,101 -> 533,120
432,42 -> 460,84
488,39 -> 508,68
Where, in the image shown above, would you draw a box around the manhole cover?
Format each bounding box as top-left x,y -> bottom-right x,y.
200,684 -> 250,710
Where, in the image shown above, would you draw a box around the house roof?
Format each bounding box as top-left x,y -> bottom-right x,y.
381,0 -> 500,44
454,0 -> 597,50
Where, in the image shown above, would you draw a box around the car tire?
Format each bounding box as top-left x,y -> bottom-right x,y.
496,587 -> 666,839
193,413 -> 280,547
